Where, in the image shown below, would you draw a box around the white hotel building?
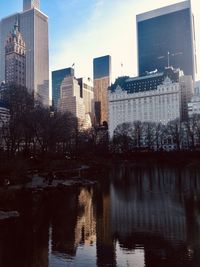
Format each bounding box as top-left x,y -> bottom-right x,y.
109,68 -> 193,137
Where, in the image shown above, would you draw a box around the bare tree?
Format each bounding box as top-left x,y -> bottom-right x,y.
142,122 -> 156,150
1,84 -> 34,156
113,122 -> 133,152
132,121 -> 143,149
184,115 -> 197,150
166,119 -> 183,151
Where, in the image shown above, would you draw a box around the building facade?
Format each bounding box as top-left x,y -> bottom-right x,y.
0,100 -> 10,149
137,1 -> 196,79
109,68 -> 193,137
78,77 -> 94,124
5,21 -> 26,86
93,55 -> 111,125
0,101 -> 10,127
59,75 -> 86,128
188,81 -> 200,116
0,0 -> 49,106
52,68 -> 74,109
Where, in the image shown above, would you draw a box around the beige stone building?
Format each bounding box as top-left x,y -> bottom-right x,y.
5,21 -> 26,86
94,77 -> 110,125
93,55 -> 111,125
59,75 -> 86,128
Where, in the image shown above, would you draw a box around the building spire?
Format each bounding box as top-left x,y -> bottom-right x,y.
13,16 -> 19,36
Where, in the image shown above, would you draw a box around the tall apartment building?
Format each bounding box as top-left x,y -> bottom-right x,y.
59,75 -> 86,128
0,0 -> 49,106
78,77 -> 94,124
137,1 -> 196,79
109,68 -> 193,137
52,68 -> 74,109
93,55 -> 111,125
5,21 -> 26,86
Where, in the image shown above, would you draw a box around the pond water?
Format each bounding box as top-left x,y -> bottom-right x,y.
1,162 -> 200,267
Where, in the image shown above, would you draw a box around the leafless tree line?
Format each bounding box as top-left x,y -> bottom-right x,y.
111,115 -> 200,153
0,85 -> 79,157
0,85 -> 110,159
1,85 -> 200,158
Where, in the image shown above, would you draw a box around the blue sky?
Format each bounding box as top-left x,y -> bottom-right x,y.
0,0 -> 199,82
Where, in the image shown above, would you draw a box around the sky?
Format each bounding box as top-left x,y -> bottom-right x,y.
0,0 -> 200,84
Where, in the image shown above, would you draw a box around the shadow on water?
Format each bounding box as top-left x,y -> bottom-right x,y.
1,162 -> 200,267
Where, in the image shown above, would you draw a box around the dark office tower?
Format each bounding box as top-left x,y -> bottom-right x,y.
137,1 -> 196,79
93,55 -> 111,125
52,68 -> 74,109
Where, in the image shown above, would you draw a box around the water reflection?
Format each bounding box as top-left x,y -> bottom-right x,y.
51,188 -> 78,257
0,190 -> 49,267
108,163 -> 200,267
0,163 -> 200,266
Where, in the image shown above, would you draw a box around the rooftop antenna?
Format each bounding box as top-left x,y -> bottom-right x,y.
71,63 -> 75,76
167,51 -> 170,68
121,62 -> 123,76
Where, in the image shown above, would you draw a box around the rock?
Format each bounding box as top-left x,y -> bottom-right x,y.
0,211 -> 20,220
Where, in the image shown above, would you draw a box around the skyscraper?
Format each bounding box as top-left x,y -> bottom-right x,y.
93,55 -> 111,125
0,0 -> 49,106
52,68 -> 74,109
5,21 -> 26,86
137,1 -> 196,79
59,75 -> 86,128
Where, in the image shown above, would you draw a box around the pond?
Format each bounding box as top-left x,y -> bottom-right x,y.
1,162 -> 200,267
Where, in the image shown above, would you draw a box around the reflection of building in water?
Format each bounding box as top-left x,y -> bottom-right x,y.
110,184 -> 187,242
51,190 -> 78,257
75,188 -> 96,246
110,166 -> 200,241
51,188 -> 96,260
96,189 -> 116,267
92,164 -> 200,266
108,164 -> 200,266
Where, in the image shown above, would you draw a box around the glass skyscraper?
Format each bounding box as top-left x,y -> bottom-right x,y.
52,68 -> 74,109
93,55 -> 111,80
137,1 -> 196,79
